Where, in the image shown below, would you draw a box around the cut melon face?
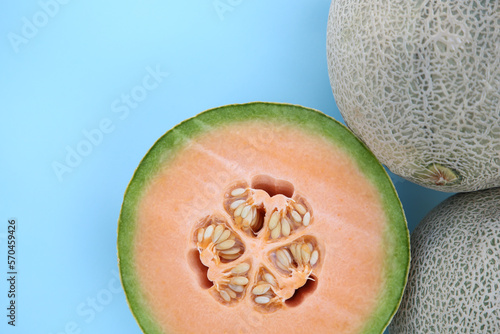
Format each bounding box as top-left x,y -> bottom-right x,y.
118,103 -> 409,334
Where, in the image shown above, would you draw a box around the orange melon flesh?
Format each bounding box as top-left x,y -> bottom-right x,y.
118,103 -> 409,334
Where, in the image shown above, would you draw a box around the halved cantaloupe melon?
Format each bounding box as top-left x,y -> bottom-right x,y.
117,102 -> 409,334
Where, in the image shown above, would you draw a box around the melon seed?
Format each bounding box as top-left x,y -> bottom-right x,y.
230,277 -> 249,286
226,288 -> 237,299
302,212 -> 311,226
242,208 -> 256,228
231,199 -> 246,210
216,230 -> 231,244
216,239 -> 236,250
281,218 -> 291,236
204,225 -> 215,240
219,253 -> 241,260
307,243 -> 314,252
234,204 -> 245,217
197,228 -> 204,243
291,210 -> 302,223
264,273 -> 277,287
220,289 -> 231,302
310,250 -> 319,266
212,225 -> 225,243
252,284 -> 271,295
228,284 -> 244,292
293,203 -> 307,215
271,223 -> 281,239
241,205 -> 252,219
231,188 -> 246,197
250,207 -> 258,226
254,296 -> 270,304
276,260 -> 289,272
276,249 -> 291,269
220,247 -> 241,255
301,244 -> 311,264
231,262 -> 250,274
289,243 -> 298,261
269,211 -> 280,230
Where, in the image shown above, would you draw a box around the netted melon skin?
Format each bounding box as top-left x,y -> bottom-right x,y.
327,0 -> 500,192
389,188 -> 500,333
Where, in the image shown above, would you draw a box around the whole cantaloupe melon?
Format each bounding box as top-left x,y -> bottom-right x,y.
118,103 -> 410,333
327,0 -> 500,192
390,187 -> 500,333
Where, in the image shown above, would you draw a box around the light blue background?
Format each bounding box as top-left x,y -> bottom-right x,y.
1,1 -> 452,333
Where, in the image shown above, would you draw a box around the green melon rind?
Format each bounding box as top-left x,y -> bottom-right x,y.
117,102 -> 410,334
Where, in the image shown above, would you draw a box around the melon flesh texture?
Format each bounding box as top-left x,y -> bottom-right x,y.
118,103 -> 409,334
327,0 -> 500,192
390,187 -> 500,333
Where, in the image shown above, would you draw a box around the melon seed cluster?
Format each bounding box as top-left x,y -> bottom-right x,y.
250,267 -> 281,312
272,239 -> 319,274
193,179 -> 322,312
196,219 -> 245,263
214,262 -> 251,304
224,184 -> 312,239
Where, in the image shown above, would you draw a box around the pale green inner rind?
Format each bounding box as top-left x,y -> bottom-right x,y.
117,102 -> 410,334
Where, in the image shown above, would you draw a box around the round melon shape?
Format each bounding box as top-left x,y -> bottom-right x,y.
390,187 -> 500,333
327,0 -> 500,192
117,102 -> 409,334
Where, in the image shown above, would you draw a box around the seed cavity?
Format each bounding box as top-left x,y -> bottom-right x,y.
194,180 -> 321,312
249,268 -> 282,310
226,189 -> 264,234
